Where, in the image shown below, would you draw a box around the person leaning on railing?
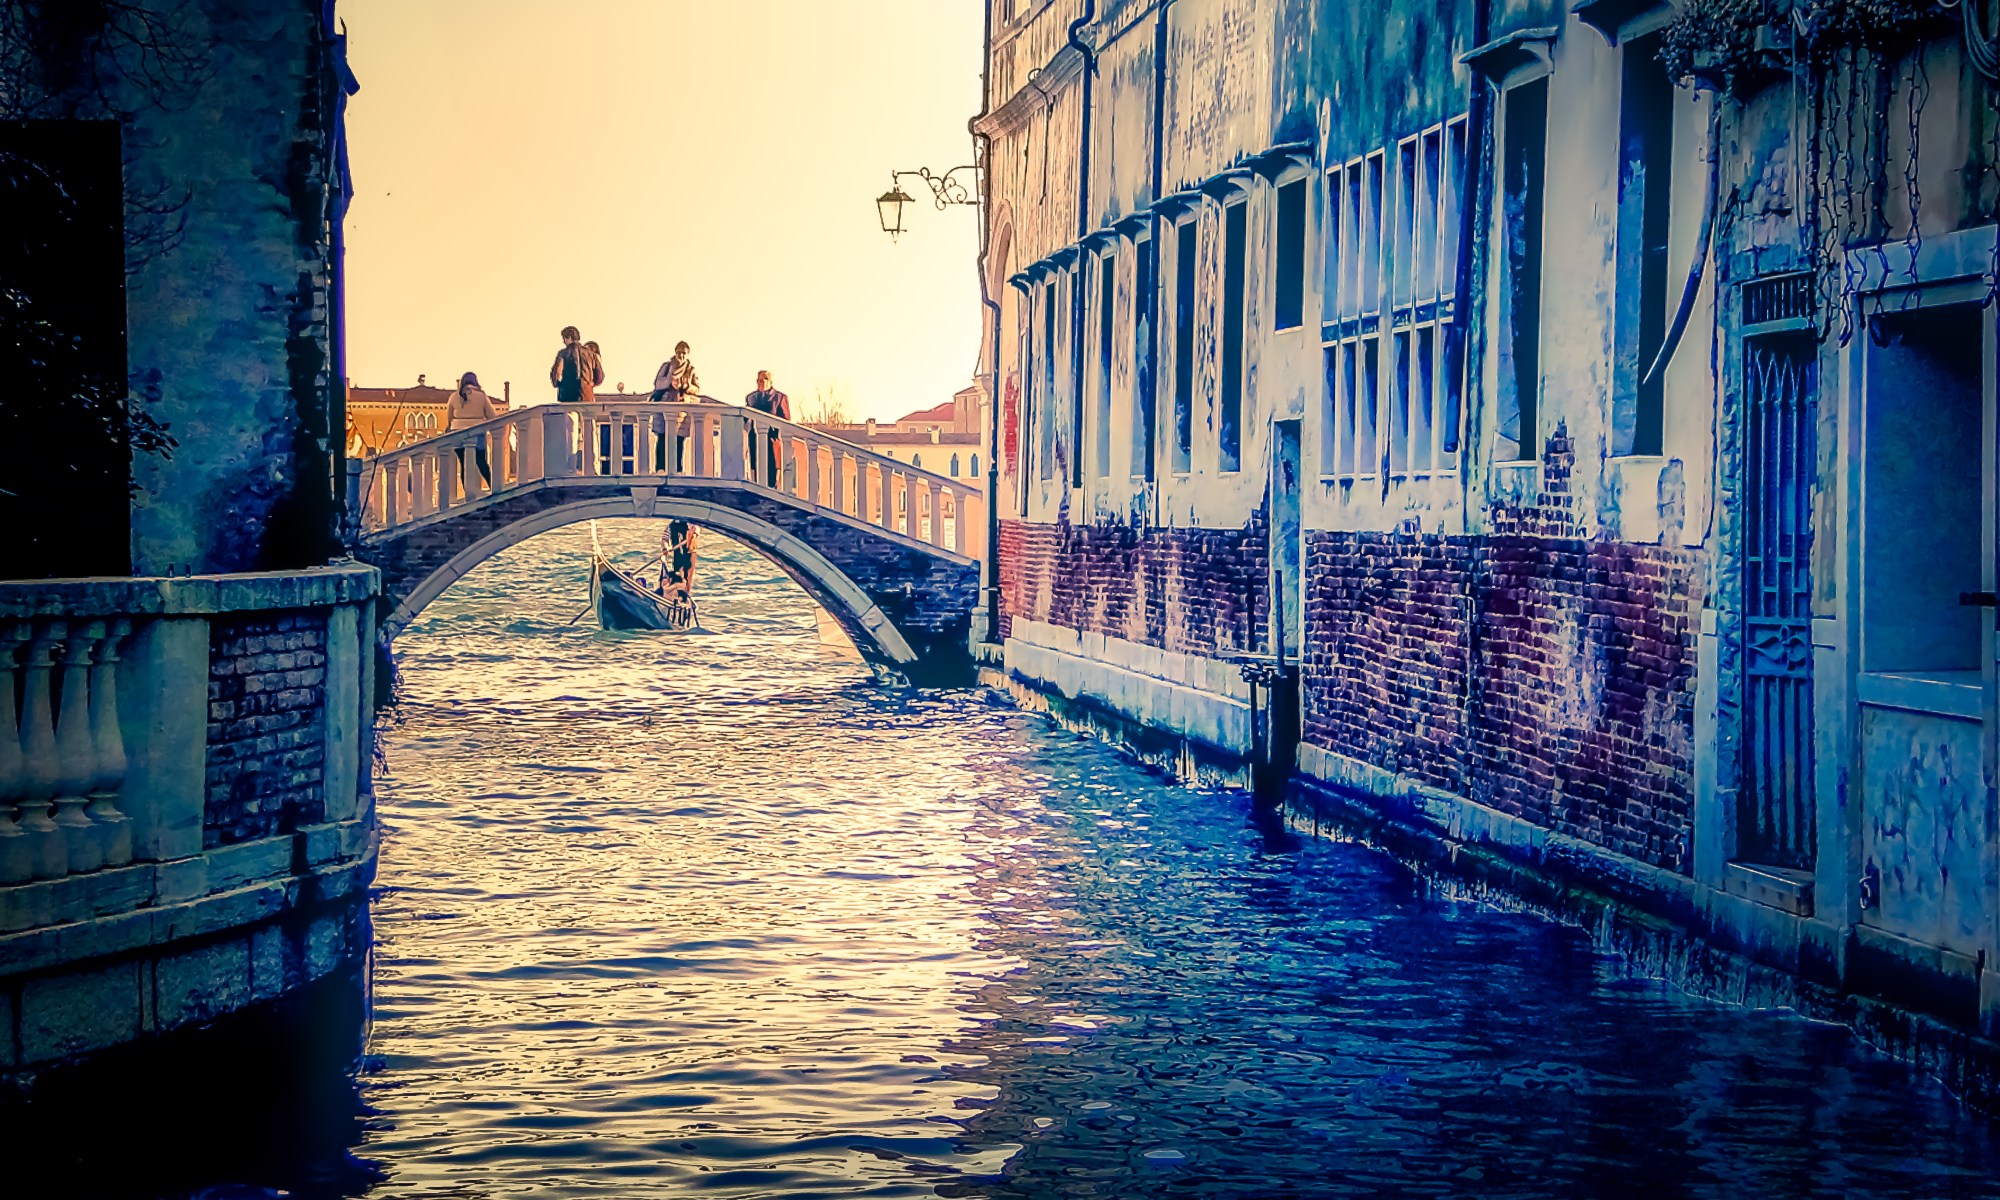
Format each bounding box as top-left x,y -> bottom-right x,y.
447,372 -> 499,487
744,369 -> 790,487
649,342 -> 700,471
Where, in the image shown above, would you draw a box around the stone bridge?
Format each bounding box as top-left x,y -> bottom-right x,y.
353,402 -> 985,685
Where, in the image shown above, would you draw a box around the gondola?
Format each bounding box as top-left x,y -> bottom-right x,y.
589,523 -> 698,631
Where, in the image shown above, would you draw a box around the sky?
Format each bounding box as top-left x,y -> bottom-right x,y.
338,0 -> 985,422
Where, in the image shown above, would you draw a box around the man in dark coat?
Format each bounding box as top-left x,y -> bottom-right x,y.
744,370 -> 790,487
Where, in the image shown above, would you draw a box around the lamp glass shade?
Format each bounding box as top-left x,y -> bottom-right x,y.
876,186 -> 913,237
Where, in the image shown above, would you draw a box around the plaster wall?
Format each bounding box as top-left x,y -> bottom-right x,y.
122,0 -> 341,575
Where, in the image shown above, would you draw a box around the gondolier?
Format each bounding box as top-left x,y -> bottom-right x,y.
587,523 -> 697,631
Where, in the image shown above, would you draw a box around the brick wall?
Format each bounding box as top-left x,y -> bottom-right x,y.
206,612 -> 328,847
1302,429 -> 1704,873
997,510 -> 1269,657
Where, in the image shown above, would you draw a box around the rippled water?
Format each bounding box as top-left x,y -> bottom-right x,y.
160,519 -> 2000,1196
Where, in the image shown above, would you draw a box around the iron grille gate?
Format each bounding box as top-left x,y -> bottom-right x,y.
1738,329 -> 1818,869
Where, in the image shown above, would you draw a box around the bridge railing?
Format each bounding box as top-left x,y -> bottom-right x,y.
357,402 -> 986,560
0,566 -> 376,917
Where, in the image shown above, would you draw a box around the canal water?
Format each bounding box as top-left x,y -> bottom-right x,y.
160,520 -> 2000,1196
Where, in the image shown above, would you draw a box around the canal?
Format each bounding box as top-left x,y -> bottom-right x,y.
144,519 -> 2000,1196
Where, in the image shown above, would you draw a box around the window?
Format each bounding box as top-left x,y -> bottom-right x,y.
1041,277 -> 1059,480
1862,304 -> 1987,677
1096,248 -> 1115,479
1321,119 -> 1466,479
1614,31 -> 1674,457
1274,178 -> 1306,329
1067,262 -> 1084,488
1016,284 -> 1033,510
1133,233 -> 1156,480
950,452 -> 960,475
1171,216 -> 1196,472
972,453 -> 981,477
912,452 -> 922,469
1221,200 -> 1247,472
1498,77 -> 1549,462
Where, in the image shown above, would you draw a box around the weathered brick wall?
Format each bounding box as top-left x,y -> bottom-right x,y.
1302,430 -> 1704,873
206,612 -> 328,847
997,511 -> 1269,657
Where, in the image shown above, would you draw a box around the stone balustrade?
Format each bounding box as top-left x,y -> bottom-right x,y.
356,402 -> 987,561
0,565 -> 378,1082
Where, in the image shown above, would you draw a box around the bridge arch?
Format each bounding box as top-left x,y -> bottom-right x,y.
382,496 -> 920,669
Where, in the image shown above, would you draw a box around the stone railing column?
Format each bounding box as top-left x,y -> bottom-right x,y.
830,448 -> 847,513
956,488 -> 974,556
85,619 -> 134,868
806,439 -> 823,505
0,626 -> 30,885
18,624 -> 67,879
52,624 -> 103,873
520,411 -> 545,482
381,457 -> 404,528
542,407 -> 575,479
720,410 -> 747,481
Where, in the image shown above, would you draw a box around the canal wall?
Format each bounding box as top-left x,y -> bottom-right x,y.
0,566 -> 379,1096
979,0 -> 2000,1101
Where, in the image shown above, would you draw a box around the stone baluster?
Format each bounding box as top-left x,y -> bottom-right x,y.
382,456 -> 404,527
85,619 -> 134,868
956,488 -> 974,556
0,625 -> 32,885
520,412 -> 544,482
807,439 -> 823,506
52,623 -> 103,873
830,448 -> 847,514
18,624 -> 67,879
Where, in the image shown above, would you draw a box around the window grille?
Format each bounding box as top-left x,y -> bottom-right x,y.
1321,118 -> 1467,479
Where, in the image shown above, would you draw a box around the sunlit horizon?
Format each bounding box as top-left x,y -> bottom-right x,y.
338,0 -> 985,422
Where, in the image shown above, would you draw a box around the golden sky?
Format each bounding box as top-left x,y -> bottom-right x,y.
339,0 -> 984,421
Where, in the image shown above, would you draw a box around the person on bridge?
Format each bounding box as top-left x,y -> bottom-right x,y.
650,342 -> 700,471
745,370 -> 790,487
448,371 -> 500,488
549,327 -> 604,404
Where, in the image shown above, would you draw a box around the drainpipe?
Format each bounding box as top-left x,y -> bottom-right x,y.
972,0 -> 1003,645
1149,0 -> 1171,524
1068,0 -> 1100,490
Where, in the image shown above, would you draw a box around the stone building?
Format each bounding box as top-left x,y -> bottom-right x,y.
0,1 -> 377,1097
977,0 -> 2000,1088
347,377 -> 512,457
807,383 -> 990,489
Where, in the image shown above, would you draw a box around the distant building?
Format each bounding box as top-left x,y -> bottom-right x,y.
807,383 -> 988,490
346,377 -> 510,457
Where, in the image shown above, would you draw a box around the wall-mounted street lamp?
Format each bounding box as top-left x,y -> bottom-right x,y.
876,165 -> 980,242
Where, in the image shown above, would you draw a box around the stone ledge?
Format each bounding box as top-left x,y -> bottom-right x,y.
1003,632 -> 1252,757
0,564 -> 378,619
0,820 -> 375,978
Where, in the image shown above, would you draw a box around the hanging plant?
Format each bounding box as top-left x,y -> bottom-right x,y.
1659,0 -> 1770,84
1796,0 -> 1947,59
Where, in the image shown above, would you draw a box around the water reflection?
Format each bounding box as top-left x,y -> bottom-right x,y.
138,518 -> 2000,1197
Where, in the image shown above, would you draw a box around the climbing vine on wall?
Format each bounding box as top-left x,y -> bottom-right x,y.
1661,0 -> 1999,344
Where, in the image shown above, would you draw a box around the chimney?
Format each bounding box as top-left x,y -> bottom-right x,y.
417,373 -> 426,387
504,381 -> 511,405
865,418 -> 877,439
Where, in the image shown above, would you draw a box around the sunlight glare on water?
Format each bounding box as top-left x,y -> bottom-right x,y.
359,518 -> 2000,1199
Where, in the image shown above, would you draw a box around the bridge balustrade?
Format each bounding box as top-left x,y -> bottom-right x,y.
0,567 -> 376,933
356,402 -> 986,561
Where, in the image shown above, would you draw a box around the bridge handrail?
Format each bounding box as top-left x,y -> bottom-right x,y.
353,401 -> 986,561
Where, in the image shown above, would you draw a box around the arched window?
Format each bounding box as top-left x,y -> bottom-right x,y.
912,453 -> 922,469
950,453 -> 961,475
971,453 -> 981,477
